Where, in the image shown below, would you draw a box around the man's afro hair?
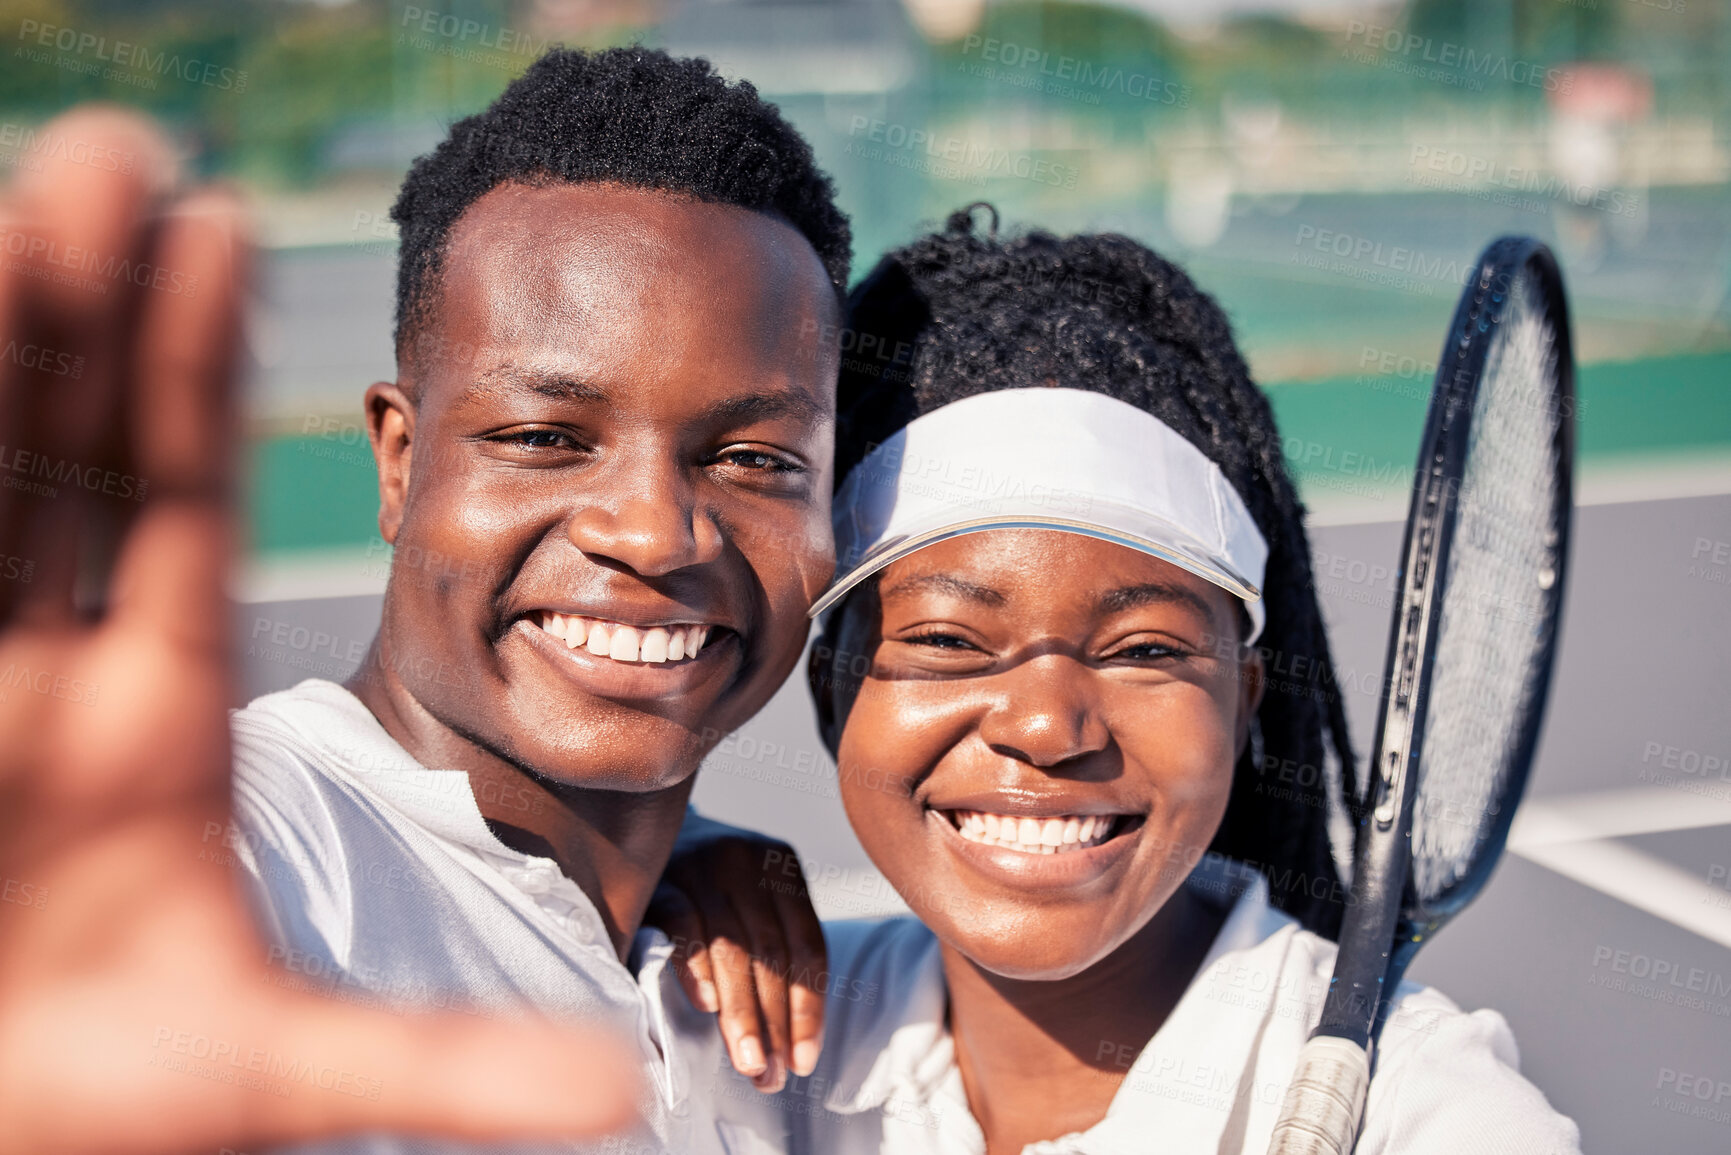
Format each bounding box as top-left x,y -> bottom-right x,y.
390,46 -> 851,355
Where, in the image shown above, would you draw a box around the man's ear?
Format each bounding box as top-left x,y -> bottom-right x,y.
1234,641 -> 1265,762
365,381 -> 415,545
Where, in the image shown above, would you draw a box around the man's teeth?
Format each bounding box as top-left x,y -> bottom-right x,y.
538,612 -> 709,664
950,810 -> 1118,854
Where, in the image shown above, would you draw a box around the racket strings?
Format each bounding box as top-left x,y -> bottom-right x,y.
1411,274 -> 1565,904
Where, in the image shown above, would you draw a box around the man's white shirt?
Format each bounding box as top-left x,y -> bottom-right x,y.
229,678 -> 781,1155
781,858 -> 1583,1155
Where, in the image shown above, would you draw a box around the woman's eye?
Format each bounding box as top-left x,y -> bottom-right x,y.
904,631 -> 980,652
1112,642 -> 1182,662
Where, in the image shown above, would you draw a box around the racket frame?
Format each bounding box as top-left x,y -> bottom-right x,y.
1268,238 -> 1575,1155
1310,260 -> 1478,1053
1383,242 -> 1575,999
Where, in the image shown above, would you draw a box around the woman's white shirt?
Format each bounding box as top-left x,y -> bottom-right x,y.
780,859 -> 1581,1155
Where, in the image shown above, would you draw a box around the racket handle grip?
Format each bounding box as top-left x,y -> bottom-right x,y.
1266,1036 -> 1371,1155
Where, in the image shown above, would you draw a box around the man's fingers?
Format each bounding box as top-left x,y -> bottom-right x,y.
746,957 -> 790,1093
110,189 -> 248,656
692,898 -> 768,1080
126,189 -> 246,498
710,937 -> 768,1080
643,887 -> 768,1080
769,879 -> 828,1078
259,994 -> 641,1146
643,884 -> 718,1013
787,982 -> 826,1082
3,108 -> 177,625
681,934 -> 721,1015
10,106 -> 178,297
731,897 -> 792,1093
0,207 -> 24,625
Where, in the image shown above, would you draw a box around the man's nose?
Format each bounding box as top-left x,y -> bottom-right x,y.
562,450 -> 724,576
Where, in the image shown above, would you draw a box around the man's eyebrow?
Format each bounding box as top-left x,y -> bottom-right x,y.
1095,581 -> 1221,626
879,573 -> 1007,607
696,390 -> 826,428
462,369 -> 610,405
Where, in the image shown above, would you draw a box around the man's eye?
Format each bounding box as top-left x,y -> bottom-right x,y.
515,430 -> 569,448
721,449 -> 801,473
492,428 -> 575,450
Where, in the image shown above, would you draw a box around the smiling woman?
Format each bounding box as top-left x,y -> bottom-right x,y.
818,209 -> 1350,937
828,529 -> 1255,977
777,210 -> 1583,1155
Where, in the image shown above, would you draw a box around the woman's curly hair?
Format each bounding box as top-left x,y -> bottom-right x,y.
829,204 -> 1357,936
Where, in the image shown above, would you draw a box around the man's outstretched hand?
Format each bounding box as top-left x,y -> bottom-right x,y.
0,106 -> 639,1155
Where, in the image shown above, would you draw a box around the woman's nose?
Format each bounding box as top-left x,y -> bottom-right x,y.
975,656 -> 1111,770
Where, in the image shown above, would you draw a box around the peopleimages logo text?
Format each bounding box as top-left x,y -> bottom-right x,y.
846,117 -> 1079,189
959,35 -> 1191,107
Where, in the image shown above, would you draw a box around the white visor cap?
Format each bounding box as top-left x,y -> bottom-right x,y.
812,388 -> 1270,642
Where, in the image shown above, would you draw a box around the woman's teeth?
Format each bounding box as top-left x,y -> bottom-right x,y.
950,810 -> 1118,854
538,612 -> 710,664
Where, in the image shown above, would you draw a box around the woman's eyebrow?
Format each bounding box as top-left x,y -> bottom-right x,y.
1095,581 -> 1219,627
879,573 -> 1007,607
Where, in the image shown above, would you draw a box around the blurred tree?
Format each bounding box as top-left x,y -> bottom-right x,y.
236,0 -> 395,184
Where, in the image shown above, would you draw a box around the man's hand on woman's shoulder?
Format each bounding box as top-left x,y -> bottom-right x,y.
649,810 -> 829,1092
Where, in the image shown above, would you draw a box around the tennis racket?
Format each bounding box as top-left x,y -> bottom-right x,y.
1266,236 -> 1575,1155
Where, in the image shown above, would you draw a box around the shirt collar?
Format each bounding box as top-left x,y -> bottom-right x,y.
253,680 -> 701,1120
820,854 -> 1296,1147
282,679 -> 544,857
270,679 -> 626,952
1076,861 -> 1297,1154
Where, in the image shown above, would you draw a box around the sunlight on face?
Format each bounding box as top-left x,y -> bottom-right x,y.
822,529 -> 1261,979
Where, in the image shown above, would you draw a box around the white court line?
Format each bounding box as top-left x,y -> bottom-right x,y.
819,792 -> 1731,937
234,457 -> 1731,600
1510,787 -> 1731,846
814,786 -> 1731,932
234,546 -> 386,604
1508,788 -> 1731,951
1509,840 -> 1731,951
236,547 -> 1731,945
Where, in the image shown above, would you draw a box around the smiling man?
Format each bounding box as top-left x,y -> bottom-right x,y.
230,48 -> 848,1153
